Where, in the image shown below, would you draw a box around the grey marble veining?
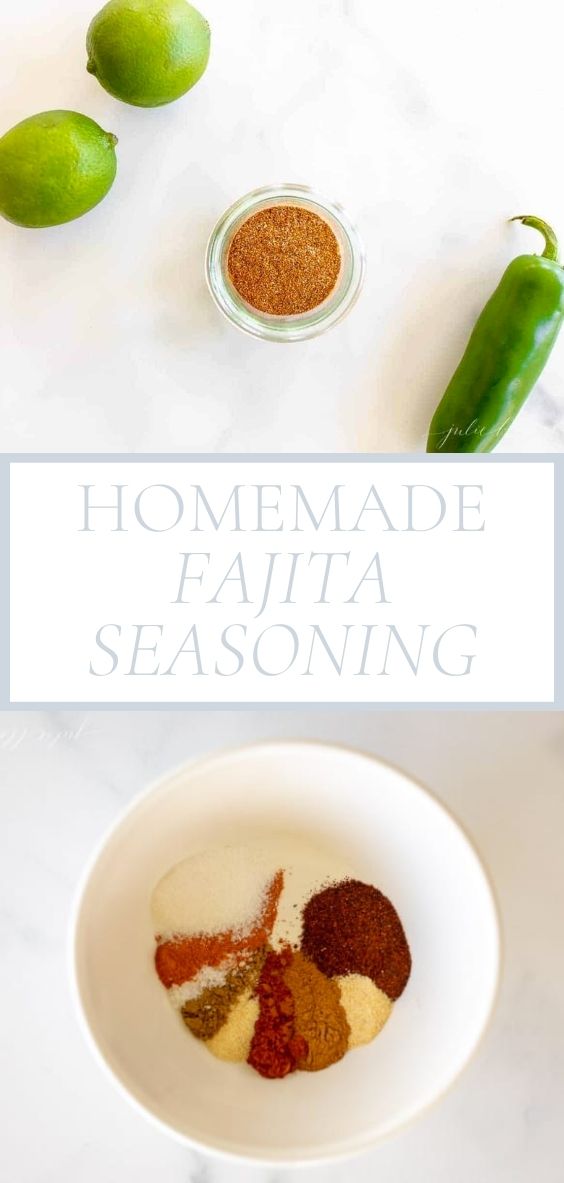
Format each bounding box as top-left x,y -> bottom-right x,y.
1,710 -> 563,1181
1,0 -> 562,454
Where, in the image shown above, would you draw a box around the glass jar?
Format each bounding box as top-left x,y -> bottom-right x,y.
205,184 -> 365,343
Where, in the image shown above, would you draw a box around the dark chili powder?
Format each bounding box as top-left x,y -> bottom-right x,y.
301,879 -> 411,1001
247,948 -> 308,1079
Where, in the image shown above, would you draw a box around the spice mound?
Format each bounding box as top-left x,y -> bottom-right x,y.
227,205 -> 341,316
152,842 -> 411,1080
301,879 -> 411,1000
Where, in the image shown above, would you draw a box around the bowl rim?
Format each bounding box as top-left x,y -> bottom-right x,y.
68,738 -> 503,1168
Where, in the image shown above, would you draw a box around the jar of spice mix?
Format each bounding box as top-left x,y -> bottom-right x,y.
205,185 -> 365,342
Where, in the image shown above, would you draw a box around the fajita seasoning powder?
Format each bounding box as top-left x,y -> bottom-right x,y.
206,185 -> 365,342
227,205 -> 341,316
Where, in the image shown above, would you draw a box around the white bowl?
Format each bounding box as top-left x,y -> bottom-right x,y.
71,741 -> 500,1166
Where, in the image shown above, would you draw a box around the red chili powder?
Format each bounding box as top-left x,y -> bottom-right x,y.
300,879 -> 411,1001
247,948 -> 308,1079
155,869 -> 284,989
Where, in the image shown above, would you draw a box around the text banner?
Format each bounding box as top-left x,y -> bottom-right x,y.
5,455 -> 558,707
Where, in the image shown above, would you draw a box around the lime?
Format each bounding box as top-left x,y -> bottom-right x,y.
0,110 -> 118,229
86,0 -> 211,108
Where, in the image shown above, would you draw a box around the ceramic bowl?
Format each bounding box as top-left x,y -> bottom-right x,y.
71,741 -> 500,1165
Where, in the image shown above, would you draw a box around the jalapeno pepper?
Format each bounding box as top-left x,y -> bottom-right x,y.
426,216 -> 564,452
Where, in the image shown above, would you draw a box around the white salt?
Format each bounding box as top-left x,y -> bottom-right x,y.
151,844 -> 276,939
153,837 -> 352,955
167,960 -> 235,1009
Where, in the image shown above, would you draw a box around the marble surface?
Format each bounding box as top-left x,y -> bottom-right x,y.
0,710 -> 563,1181
2,0 -> 564,453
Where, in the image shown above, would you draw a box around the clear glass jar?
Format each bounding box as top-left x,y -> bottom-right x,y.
205,184 -> 365,342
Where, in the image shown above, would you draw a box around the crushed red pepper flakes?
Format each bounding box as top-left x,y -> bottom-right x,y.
247,947 -> 308,1079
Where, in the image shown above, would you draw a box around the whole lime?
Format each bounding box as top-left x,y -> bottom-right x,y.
0,110 -> 118,229
86,0 -> 211,107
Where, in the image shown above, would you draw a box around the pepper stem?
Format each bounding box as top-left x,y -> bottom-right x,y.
510,215 -> 559,262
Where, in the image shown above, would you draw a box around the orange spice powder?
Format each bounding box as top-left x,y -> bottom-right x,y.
155,869 -> 284,988
227,205 -> 341,316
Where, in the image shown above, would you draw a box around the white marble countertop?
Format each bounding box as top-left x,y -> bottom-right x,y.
1,709 -> 563,1181
2,0 -> 564,453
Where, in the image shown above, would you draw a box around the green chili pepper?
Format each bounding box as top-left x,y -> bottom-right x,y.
426,216 -> 564,452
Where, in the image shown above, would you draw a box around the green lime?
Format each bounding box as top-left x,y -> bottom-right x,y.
86,0 -> 211,108
0,110 -> 118,229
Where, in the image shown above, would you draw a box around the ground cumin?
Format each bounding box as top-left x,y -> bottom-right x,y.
180,948 -> 266,1040
155,869 -> 283,988
283,951 -> 349,1071
227,205 -> 341,316
301,879 -> 411,1001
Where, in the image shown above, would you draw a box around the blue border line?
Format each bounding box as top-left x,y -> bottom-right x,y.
1,460 -> 9,710
555,456 -> 562,709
